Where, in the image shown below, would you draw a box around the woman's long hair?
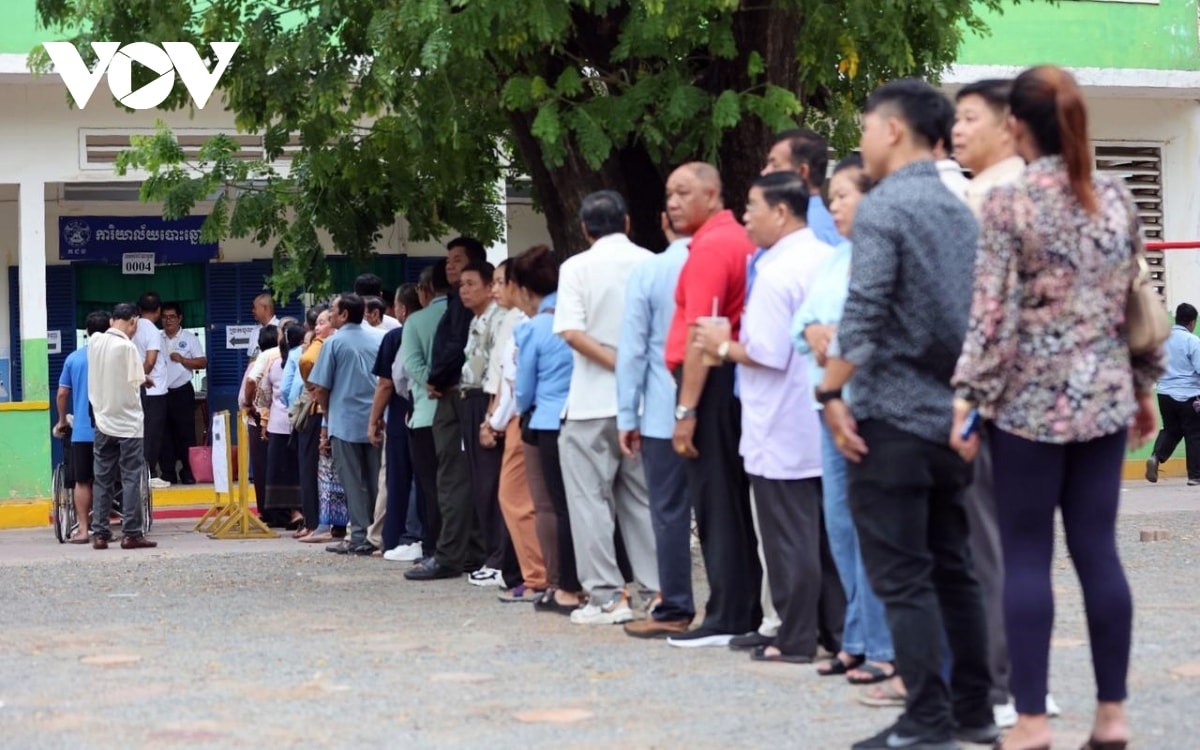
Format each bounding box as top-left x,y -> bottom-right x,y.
1010,65 -> 1097,213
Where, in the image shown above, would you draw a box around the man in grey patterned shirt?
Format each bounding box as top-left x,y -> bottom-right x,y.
815,79 -> 997,750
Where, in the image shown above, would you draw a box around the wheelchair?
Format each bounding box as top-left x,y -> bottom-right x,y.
52,421 -> 154,542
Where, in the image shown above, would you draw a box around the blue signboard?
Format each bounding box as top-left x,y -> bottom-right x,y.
59,215 -> 219,263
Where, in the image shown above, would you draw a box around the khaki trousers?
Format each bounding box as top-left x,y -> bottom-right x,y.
499,418 -> 547,589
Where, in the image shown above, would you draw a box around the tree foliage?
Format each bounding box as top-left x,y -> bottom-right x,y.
33,0 -> 1025,299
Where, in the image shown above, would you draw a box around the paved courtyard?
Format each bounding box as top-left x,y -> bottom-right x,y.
0,480 -> 1198,749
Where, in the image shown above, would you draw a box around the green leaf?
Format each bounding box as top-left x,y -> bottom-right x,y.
711,90 -> 740,130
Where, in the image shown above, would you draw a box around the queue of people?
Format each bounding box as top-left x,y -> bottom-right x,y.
59,65 -> 1156,750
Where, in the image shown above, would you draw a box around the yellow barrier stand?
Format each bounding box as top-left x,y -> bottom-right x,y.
207,410 -> 276,540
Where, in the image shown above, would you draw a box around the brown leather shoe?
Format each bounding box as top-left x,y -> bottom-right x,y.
92,537 -> 109,550
120,535 -> 158,550
623,617 -> 692,639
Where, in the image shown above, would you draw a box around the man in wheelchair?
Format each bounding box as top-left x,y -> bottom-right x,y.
55,311 -> 111,543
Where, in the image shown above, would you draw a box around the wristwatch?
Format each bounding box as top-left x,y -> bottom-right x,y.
814,387 -> 843,405
717,340 -> 731,362
675,404 -> 698,421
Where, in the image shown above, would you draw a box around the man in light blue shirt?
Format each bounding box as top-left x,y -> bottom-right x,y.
617,216 -> 693,638
308,293 -> 385,553
1147,302 -> 1200,485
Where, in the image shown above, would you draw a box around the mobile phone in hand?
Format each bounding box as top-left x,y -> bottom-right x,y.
960,409 -> 980,441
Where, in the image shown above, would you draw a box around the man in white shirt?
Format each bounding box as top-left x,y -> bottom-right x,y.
356,273 -> 402,330
132,292 -> 170,488
248,292 -> 280,359
554,190 -> 658,625
159,301 -> 207,485
88,303 -> 156,550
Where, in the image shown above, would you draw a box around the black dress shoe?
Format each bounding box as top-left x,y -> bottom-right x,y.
326,541 -> 351,554
180,474 -> 197,486
92,537 -> 109,550
404,559 -> 460,581
350,543 -> 377,556
728,631 -> 774,651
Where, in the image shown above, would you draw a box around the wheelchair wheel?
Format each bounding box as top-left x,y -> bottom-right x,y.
141,467 -> 153,534
51,463 -> 75,543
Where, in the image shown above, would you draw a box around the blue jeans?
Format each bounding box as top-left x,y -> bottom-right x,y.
821,421 -> 894,662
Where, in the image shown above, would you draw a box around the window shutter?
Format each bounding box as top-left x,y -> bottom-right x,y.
45,266 -> 75,468
405,256 -> 440,284
1094,144 -> 1164,295
205,263 -> 244,420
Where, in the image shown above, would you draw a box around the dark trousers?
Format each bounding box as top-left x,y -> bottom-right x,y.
534,428 -> 582,593
962,430 -> 1010,705
752,475 -> 823,657
1152,393 -> 1200,480
141,392 -> 167,477
248,423 -> 268,517
382,426 -> 413,552
432,394 -> 484,572
848,419 -> 991,738
816,509 -> 847,654
160,383 -> 196,482
91,432 -> 146,539
459,391 -> 506,571
989,425 -> 1132,715
330,438 -> 381,547
681,363 -> 761,635
409,425 -> 440,557
642,437 -> 694,622
297,415 -> 322,529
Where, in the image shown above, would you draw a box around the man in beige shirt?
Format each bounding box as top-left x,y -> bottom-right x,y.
87,302 -> 157,550
953,79 -> 1027,217
952,78 -> 1061,727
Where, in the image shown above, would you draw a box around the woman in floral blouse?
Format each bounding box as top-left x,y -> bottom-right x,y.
950,66 -> 1161,750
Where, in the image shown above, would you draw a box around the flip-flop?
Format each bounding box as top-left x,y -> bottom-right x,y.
848,661 -> 895,685
68,537 -> 91,545
750,645 -> 813,664
858,681 -> 907,708
817,654 -> 865,676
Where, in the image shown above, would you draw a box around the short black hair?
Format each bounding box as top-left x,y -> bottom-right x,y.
160,301 -> 182,318
111,302 -> 138,321
772,129 -> 830,188
335,293 -> 366,325
579,190 -> 628,239
955,78 -> 1012,114
85,310 -> 111,337
1176,303 -> 1198,327
448,237 -> 487,265
420,259 -> 451,294
865,79 -> 951,151
365,296 -> 388,315
832,153 -> 875,194
461,261 -> 494,286
354,272 -> 383,298
752,172 -> 810,219
305,303 -> 329,328
137,292 -> 161,313
396,283 -> 422,314
257,324 -> 278,351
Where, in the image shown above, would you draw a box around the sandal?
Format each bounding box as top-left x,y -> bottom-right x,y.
858,680 -> 907,708
750,645 -> 813,664
817,653 -> 865,677
848,661 -> 895,685
1080,740 -> 1127,750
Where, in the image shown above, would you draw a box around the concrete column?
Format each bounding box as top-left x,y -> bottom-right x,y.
18,179 -> 47,401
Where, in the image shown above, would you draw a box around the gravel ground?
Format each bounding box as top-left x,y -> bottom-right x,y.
0,484 -> 1197,749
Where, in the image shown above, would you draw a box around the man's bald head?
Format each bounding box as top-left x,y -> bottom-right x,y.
666,162 -> 724,235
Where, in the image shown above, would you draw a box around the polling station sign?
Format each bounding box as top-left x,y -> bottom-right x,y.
59,215 -> 219,263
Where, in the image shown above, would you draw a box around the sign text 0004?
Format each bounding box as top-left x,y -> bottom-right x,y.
122,252 -> 156,275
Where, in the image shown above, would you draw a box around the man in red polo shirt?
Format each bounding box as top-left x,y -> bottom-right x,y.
663,162 -> 761,647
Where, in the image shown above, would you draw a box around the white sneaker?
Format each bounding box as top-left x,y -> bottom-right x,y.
383,542 -> 422,562
1046,693 -> 1062,717
467,567 -> 503,587
666,629 -> 735,648
570,590 -> 634,625
993,702 -> 1017,729
148,477 -> 172,489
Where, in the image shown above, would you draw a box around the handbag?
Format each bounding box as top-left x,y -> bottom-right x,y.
1126,253 -> 1170,356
